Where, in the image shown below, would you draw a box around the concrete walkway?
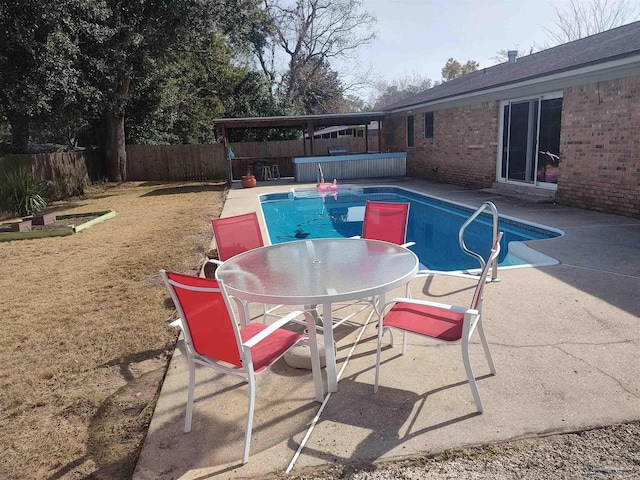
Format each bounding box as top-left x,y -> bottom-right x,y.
134,178 -> 640,479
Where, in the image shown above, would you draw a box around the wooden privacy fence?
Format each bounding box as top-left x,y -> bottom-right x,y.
0,150 -> 105,199
126,144 -> 227,181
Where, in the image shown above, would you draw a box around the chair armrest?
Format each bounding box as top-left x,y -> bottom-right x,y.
414,269 -> 482,281
350,235 -> 362,239
169,318 -> 183,329
381,297 -> 478,317
243,310 -> 309,349
207,258 -> 223,266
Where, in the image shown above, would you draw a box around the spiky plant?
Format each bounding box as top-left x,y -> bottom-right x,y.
0,165 -> 48,217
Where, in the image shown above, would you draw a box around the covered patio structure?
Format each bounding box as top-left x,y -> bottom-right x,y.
213,112 -> 387,182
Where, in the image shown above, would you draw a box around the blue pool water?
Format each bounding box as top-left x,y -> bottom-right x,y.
260,186 -> 561,271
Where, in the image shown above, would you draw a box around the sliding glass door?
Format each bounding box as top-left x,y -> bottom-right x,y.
499,94 -> 562,187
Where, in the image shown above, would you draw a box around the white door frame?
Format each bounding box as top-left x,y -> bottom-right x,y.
497,91 -> 563,190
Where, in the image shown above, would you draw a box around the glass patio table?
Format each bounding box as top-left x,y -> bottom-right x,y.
215,238 -> 419,395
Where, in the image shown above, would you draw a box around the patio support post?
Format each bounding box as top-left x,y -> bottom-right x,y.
365,124 -> 369,153
307,121 -> 315,156
303,128 -> 307,156
378,120 -> 383,153
221,125 -> 232,183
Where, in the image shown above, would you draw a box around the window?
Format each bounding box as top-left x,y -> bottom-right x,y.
407,115 -> 414,147
424,112 -> 434,139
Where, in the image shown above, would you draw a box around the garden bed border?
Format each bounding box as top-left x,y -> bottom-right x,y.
0,210 -> 115,241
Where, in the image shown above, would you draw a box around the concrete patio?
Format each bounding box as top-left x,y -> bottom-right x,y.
134,178 -> 640,479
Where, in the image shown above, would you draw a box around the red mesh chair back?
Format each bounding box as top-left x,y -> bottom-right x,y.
212,212 -> 264,261
164,271 -> 242,367
362,201 -> 410,245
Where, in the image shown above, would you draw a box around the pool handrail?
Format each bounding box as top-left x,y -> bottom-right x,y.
459,201 -> 500,281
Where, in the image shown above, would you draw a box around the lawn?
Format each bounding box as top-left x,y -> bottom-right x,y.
0,181 -> 227,479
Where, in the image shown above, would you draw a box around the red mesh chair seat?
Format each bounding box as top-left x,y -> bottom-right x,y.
383,303 -> 464,342
240,323 -> 304,373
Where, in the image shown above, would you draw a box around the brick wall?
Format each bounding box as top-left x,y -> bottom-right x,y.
557,75 -> 640,218
383,102 -> 499,188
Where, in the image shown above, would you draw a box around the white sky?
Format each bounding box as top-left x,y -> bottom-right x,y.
349,0 -> 574,101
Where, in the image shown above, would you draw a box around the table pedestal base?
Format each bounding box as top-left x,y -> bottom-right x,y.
284,340 -> 337,370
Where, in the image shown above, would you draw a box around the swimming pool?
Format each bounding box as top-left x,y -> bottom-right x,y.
259,185 -> 562,271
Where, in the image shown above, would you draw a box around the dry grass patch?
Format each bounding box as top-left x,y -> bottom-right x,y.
0,181 -> 228,479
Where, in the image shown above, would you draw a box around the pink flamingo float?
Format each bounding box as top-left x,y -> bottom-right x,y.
316,164 -> 338,192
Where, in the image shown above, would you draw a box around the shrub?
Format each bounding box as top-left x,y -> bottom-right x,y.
0,165 -> 48,216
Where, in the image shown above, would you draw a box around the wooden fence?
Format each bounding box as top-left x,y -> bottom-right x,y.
0,150 -> 105,199
125,137 -> 369,182
125,144 -> 227,181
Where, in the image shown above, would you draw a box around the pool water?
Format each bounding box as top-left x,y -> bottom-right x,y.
260,186 -> 561,271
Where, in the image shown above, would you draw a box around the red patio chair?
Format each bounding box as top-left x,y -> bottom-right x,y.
211,212 -> 264,263
374,232 -> 503,413
161,270 -> 322,464
344,201 -> 416,323
360,200 -> 414,248
209,212 -> 281,323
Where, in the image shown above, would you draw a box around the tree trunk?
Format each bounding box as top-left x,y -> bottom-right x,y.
105,113 -> 126,182
8,111 -> 30,153
104,80 -> 130,182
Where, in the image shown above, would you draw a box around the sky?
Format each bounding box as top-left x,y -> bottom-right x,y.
349,0 -> 574,101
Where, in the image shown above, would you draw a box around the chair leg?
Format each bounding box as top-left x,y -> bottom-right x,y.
402,331 -> 407,354
184,360 -> 196,432
461,339 -> 484,413
243,372 -> 256,464
477,319 -> 496,374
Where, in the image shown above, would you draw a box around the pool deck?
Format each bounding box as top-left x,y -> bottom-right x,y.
134,177 -> 640,479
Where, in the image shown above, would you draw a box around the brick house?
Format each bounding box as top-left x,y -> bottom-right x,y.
381,21 -> 640,218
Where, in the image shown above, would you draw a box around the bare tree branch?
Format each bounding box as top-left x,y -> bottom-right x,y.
545,0 -> 639,44
260,0 -> 376,105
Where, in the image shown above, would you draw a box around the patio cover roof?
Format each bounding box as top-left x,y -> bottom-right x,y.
212,111 -> 386,130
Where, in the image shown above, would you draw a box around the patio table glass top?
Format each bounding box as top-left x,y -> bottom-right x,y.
215,238 -> 419,305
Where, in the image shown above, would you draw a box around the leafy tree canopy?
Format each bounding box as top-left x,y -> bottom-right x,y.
441,58 -> 479,81
372,74 -> 434,109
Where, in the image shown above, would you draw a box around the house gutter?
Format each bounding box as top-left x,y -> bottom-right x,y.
386,54 -> 640,115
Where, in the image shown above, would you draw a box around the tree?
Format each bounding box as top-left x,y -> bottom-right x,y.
0,0 -> 95,152
257,0 -> 376,113
372,74 -> 433,109
441,58 -> 479,81
283,58 -> 345,114
545,0 -> 640,44
74,0 -> 265,181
